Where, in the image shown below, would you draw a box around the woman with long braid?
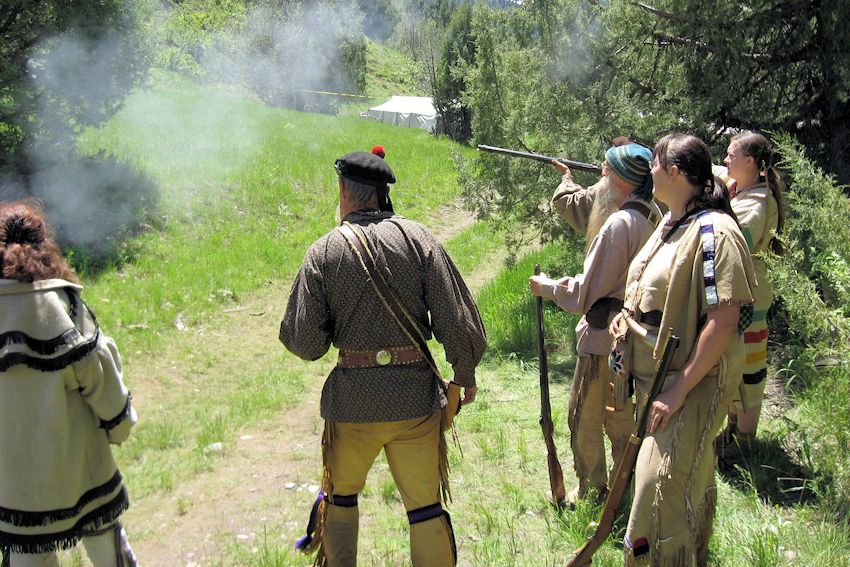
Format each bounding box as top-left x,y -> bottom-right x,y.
612,134 -> 756,565
717,131 -> 785,453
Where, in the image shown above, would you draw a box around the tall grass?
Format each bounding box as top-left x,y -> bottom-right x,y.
475,242 -> 583,360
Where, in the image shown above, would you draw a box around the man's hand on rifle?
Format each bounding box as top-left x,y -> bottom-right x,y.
551,159 -> 573,179
529,272 -> 551,298
530,273 -> 572,301
461,386 -> 477,406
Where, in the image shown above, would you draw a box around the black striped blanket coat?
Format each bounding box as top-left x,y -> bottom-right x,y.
0,278 -> 136,553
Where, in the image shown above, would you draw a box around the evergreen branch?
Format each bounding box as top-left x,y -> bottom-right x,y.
629,1 -> 690,22
650,32 -> 771,61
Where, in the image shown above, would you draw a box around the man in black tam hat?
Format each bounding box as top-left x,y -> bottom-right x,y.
280,146 -> 487,566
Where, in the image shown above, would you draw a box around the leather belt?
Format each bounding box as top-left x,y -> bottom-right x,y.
337,346 -> 425,369
639,310 -> 663,327
586,297 -> 625,329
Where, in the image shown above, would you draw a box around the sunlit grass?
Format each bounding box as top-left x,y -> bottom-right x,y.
114,357 -> 308,499
78,76 -> 473,354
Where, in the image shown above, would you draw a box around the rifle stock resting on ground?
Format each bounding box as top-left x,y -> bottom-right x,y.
535,264 -> 567,508
565,329 -> 680,567
477,144 -> 603,175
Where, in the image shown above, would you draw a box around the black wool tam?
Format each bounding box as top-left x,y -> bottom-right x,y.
335,151 -> 396,187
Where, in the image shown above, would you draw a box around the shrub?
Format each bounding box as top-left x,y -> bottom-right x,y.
768,133 -> 850,520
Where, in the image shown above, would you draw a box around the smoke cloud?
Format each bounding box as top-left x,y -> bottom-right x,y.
203,2 -> 366,111
0,0 -> 374,268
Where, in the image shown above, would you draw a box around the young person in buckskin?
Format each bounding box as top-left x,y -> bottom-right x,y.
611,134 -> 756,566
716,131 -> 785,455
280,147 -> 487,567
530,143 -> 661,505
0,200 -> 138,567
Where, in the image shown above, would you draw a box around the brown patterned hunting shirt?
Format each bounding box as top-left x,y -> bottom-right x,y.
280,210 -> 487,423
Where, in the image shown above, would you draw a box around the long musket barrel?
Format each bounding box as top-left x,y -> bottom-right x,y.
535,264 -> 566,507
565,329 -> 680,567
477,144 -> 603,175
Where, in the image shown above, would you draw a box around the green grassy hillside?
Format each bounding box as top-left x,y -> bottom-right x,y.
81,74 -> 469,352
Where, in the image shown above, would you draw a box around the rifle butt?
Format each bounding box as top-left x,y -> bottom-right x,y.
548,452 -> 566,504
563,430 -> 642,565
565,549 -> 594,567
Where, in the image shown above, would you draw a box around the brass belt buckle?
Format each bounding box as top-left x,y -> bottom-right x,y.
375,349 -> 392,365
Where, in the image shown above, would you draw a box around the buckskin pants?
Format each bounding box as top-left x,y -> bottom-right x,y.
324,411 -> 455,567
568,353 -> 635,498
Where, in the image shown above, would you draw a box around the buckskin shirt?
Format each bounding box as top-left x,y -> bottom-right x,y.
280,210 -> 487,423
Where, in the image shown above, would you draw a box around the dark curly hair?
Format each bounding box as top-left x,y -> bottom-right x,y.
0,200 -> 78,283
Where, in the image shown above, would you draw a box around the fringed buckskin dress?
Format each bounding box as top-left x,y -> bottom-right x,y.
621,210 -> 755,566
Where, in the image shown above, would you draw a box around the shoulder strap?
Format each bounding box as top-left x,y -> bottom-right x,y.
619,201 -> 651,220
337,222 -> 443,379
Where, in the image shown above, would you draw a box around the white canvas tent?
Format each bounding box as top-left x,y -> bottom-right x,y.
363,96 -> 438,132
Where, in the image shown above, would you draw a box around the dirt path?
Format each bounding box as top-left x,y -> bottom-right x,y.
122,206 -> 493,566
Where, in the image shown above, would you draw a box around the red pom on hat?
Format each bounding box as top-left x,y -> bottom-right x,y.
371,145 -> 385,159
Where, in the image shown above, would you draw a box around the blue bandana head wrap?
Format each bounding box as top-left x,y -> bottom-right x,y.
605,143 -> 653,200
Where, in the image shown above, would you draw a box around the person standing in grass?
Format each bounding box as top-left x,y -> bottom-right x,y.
611,134 -> 755,566
715,131 -> 785,455
530,143 -> 661,505
280,146 -> 487,567
0,200 -> 138,566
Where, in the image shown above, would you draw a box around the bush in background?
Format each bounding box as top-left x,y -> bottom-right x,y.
768,133 -> 850,521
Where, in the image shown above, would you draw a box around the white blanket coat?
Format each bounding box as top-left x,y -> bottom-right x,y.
0,279 -> 136,553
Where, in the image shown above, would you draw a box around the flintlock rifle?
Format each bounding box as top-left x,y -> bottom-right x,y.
565,328 -> 680,566
535,264 -> 567,508
478,144 -> 603,175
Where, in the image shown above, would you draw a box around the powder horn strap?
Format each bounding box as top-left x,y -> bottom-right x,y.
337,222 -> 443,380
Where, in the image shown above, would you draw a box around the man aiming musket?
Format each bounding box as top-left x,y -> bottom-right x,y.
530,142 -> 661,507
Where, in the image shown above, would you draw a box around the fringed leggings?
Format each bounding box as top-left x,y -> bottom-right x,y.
625,365 -> 730,567
313,411 -> 455,567
568,353 -> 635,498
